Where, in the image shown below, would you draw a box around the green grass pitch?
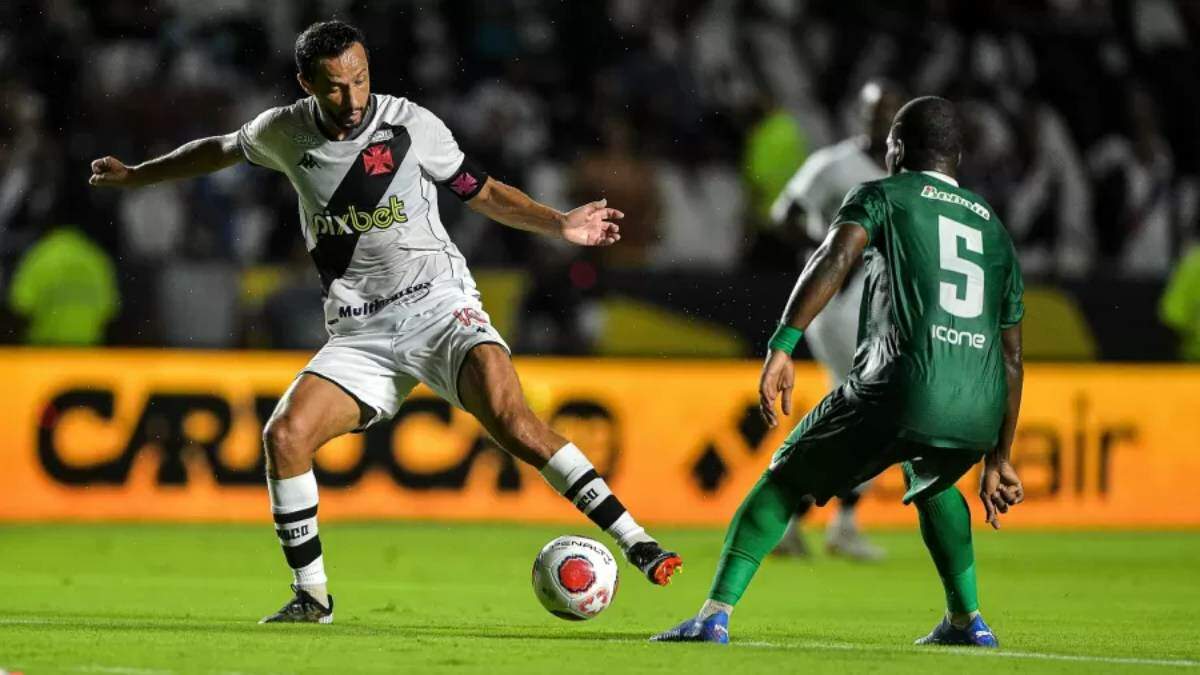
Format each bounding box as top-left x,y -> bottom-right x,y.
2,523 -> 1198,674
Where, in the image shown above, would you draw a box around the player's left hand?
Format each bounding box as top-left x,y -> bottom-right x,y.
758,349 -> 795,429
561,198 -> 623,246
980,460 -> 1024,529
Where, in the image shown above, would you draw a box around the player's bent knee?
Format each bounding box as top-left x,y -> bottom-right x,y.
262,415 -> 314,466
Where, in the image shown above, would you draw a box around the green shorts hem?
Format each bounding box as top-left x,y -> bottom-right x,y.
900,451 -> 985,505
897,427 -> 991,452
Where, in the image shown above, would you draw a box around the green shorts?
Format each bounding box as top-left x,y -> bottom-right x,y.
767,386 -> 984,506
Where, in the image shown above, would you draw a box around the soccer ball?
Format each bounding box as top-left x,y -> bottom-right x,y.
531,535 -> 619,621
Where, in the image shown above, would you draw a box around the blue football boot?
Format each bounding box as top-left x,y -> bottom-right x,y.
914,614 -> 999,648
649,610 -> 730,644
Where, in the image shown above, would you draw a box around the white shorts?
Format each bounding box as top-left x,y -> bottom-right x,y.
301,292 -> 509,428
805,265 -> 865,388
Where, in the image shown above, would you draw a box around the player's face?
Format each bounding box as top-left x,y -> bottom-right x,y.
301,42 -> 371,132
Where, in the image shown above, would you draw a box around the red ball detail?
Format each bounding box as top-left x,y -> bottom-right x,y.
557,556 -> 596,593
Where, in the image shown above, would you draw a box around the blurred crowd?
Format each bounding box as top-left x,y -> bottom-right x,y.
1,0 -> 1199,354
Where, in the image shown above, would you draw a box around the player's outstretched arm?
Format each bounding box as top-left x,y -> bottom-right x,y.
466,178 -> 623,246
759,222 -> 868,427
89,132 -> 243,189
981,323 -> 1025,529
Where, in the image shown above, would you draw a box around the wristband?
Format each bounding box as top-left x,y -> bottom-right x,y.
768,324 -> 804,355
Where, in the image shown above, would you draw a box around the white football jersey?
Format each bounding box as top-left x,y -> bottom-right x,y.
238,94 -> 486,335
769,137 -> 885,243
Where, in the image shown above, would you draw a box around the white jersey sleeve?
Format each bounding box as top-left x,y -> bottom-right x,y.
769,153 -> 831,242
770,140 -> 886,243
408,104 -> 466,182
237,107 -> 290,172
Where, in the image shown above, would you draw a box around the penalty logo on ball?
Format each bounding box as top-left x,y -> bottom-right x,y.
532,535 -> 618,621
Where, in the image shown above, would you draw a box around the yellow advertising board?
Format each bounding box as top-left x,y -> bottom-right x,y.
1,349 -> 1197,527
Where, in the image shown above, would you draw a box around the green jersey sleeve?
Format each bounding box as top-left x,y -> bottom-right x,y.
1000,243 -> 1025,328
831,183 -> 887,245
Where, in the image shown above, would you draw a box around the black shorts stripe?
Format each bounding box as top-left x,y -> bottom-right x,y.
585,495 -> 626,530
282,535 -> 322,569
273,504 -> 318,524
563,469 -> 599,502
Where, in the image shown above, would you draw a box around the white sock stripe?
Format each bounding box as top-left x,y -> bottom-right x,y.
539,443 -> 593,494
608,512 -> 650,551
572,478 -> 612,513
271,504 -> 318,523
293,554 -> 327,587
540,442 -> 651,553
268,470 -> 319,512
275,517 -> 318,546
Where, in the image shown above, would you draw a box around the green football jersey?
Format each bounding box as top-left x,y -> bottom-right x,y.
830,170 -> 1024,450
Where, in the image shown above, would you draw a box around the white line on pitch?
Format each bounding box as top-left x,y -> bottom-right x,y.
736,639 -> 1200,668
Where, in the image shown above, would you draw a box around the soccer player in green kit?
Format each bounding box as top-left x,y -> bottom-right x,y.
652,96 -> 1025,647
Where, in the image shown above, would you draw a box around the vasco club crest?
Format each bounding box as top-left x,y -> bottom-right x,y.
362,144 -> 395,176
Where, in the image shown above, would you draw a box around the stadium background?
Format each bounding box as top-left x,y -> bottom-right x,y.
3,3 -> 1200,674
0,0 -> 1198,528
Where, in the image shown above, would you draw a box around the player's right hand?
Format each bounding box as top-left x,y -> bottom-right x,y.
89,156 -> 136,188
758,349 -> 795,429
980,460 -> 1024,529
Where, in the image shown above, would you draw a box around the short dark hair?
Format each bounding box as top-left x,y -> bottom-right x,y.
295,20 -> 367,82
892,96 -> 963,170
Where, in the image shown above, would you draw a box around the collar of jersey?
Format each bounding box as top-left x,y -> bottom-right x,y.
917,169 -> 959,187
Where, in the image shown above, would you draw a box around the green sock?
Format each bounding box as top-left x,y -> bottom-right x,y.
708,474 -> 800,606
914,486 -> 979,614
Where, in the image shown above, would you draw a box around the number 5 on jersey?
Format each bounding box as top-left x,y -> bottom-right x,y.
937,215 -> 984,318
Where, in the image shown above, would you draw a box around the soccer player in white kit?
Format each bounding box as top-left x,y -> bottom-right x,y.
89,21 -> 682,623
766,81 -> 904,561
